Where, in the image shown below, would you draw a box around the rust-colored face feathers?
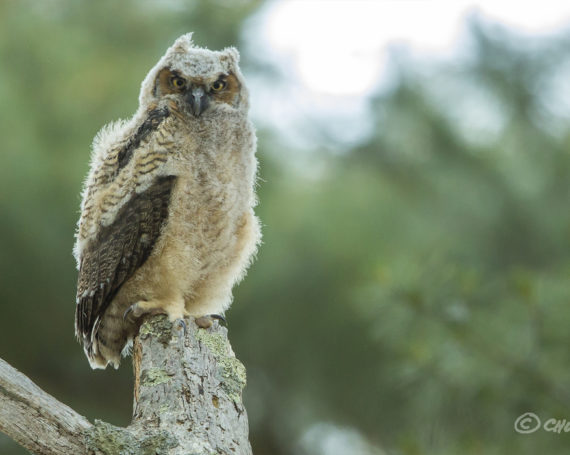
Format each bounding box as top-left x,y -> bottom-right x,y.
153,68 -> 242,116
137,34 -> 247,116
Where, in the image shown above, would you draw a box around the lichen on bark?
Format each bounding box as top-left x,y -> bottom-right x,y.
140,367 -> 172,386
194,329 -> 247,404
85,420 -> 177,455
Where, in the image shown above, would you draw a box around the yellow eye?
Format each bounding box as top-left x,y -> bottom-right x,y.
211,80 -> 227,92
170,76 -> 186,89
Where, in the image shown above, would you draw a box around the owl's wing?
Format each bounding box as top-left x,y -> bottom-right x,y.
75,107 -> 178,350
75,175 -> 176,347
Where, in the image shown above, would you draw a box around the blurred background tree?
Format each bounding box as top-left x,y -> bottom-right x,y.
1,1 -> 569,454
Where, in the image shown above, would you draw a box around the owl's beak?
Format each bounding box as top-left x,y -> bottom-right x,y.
186,86 -> 209,117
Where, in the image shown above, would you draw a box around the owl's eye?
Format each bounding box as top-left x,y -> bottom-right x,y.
211,80 -> 227,92
170,76 -> 186,89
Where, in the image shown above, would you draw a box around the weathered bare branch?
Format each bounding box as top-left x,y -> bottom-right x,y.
0,357 -> 92,455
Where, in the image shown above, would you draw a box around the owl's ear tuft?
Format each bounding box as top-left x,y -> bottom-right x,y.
221,47 -> 240,65
172,33 -> 195,53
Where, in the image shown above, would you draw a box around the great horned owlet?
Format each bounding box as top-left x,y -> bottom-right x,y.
73,34 -> 261,369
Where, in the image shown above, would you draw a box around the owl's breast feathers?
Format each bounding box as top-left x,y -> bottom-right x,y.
75,106 -> 177,350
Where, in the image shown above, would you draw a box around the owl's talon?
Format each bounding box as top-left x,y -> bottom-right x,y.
123,306 -> 134,322
123,301 -> 167,323
174,318 -> 187,336
123,303 -> 144,322
210,314 -> 227,326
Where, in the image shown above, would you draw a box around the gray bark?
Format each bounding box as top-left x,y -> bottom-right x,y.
0,358 -> 91,455
0,316 -> 252,455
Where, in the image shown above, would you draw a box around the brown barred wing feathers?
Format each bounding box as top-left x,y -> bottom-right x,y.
75,175 -> 176,358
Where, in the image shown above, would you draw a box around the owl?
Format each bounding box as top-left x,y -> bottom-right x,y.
74,34 -> 261,369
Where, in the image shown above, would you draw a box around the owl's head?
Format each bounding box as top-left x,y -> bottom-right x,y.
138,33 -> 248,118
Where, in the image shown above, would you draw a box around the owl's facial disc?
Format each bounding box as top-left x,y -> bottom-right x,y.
154,68 -> 241,116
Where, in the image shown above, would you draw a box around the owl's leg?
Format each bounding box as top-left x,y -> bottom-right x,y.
124,297 -> 188,325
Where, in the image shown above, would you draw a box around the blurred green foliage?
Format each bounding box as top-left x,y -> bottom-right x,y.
1,1 -> 569,454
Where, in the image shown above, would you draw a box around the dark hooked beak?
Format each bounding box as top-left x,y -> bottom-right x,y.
186,86 -> 209,117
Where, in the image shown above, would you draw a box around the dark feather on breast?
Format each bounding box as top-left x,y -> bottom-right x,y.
117,107 -> 170,172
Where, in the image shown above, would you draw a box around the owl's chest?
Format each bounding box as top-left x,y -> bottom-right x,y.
163,171 -> 248,274
170,147 -> 251,232
167,115 -> 254,230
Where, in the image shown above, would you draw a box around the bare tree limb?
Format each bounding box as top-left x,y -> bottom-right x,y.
0,357 -> 92,455
0,316 -> 253,455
